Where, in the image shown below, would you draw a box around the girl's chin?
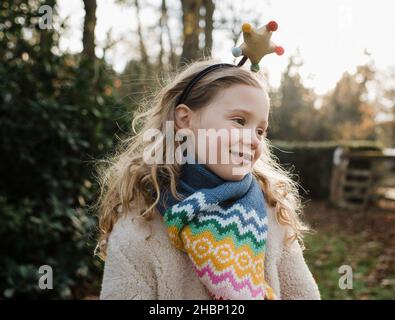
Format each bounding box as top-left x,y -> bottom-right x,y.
229,166 -> 251,179
229,152 -> 253,167
207,163 -> 252,181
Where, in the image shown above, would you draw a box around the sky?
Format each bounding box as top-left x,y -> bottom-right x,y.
57,0 -> 395,95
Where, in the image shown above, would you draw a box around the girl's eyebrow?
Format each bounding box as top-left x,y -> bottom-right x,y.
227,108 -> 268,127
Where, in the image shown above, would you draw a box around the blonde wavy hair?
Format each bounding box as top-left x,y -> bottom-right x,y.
94,59 -> 310,261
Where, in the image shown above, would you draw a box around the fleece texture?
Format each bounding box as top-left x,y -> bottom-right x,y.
100,202 -> 321,300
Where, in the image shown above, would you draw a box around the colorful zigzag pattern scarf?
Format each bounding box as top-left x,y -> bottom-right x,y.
156,163 -> 276,300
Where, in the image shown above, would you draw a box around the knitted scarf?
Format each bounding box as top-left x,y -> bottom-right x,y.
156,163 -> 276,300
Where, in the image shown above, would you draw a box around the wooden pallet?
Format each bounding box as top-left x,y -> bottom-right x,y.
331,150 -> 374,210
330,148 -> 395,211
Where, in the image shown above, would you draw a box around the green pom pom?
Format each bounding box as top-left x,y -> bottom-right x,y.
250,63 -> 260,72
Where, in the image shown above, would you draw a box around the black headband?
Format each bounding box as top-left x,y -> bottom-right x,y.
176,58 -> 247,106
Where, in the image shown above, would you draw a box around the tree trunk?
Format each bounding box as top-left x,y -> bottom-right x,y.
39,0 -> 56,59
158,0 -> 165,69
202,0 -> 214,57
159,0 -> 176,68
82,0 -> 97,60
180,0 -> 202,65
134,0 -> 149,66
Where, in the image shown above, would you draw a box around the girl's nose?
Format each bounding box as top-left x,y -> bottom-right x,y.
244,130 -> 261,150
250,130 -> 261,150
250,140 -> 259,151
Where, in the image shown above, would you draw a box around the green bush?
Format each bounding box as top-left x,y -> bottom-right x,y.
0,1 -> 128,298
0,55 -> 123,298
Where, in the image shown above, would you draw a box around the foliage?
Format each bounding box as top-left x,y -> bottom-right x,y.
269,55 -> 379,143
0,0 -> 126,298
319,64 -> 377,141
269,55 -> 321,141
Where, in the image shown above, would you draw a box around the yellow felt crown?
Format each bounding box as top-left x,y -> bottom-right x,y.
232,21 -> 284,72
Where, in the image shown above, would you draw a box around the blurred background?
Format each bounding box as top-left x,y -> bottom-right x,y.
1,0 -> 394,299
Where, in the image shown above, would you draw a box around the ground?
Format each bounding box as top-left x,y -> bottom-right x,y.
302,201 -> 395,299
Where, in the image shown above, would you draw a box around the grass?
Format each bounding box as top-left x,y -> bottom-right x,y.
302,201 -> 395,300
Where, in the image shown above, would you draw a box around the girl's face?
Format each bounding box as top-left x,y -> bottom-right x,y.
175,84 -> 270,181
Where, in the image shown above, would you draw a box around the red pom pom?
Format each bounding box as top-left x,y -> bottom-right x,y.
275,46 -> 284,55
267,20 -> 278,32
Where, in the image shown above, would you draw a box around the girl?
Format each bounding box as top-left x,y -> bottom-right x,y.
96,59 -> 321,300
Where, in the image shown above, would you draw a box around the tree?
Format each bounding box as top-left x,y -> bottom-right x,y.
215,0 -> 261,49
201,0 -> 214,57
180,0 -> 202,63
179,0 -> 216,64
320,63 -> 376,140
82,0 -> 97,60
374,66 -> 395,147
134,0 -> 149,66
269,55 -> 319,141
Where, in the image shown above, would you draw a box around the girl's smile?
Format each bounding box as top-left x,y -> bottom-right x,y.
229,148 -> 254,165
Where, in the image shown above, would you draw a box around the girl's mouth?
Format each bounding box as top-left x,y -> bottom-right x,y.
229,150 -> 253,165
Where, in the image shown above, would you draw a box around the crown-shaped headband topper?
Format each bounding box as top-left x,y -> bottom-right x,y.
232,21 -> 284,72
175,20 -> 284,106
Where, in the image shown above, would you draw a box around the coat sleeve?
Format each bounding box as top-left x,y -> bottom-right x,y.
99,225 -> 157,300
278,237 -> 321,300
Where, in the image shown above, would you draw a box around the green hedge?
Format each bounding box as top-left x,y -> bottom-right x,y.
0,39 -> 126,298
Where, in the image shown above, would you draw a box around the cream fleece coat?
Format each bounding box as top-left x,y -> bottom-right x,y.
99,203 -> 321,300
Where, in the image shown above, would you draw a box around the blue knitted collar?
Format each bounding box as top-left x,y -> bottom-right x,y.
179,163 -> 226,191
156,163 -> 265,220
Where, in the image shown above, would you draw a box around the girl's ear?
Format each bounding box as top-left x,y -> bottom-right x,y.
174,104 -> 193,129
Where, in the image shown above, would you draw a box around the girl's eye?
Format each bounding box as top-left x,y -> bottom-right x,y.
233,118 -> 245,126
257,129 -> 267,137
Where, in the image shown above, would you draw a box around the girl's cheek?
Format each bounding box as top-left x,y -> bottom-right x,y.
254,143 -> 264,161
228,128 -> 243,148
203,131 -> 230,164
